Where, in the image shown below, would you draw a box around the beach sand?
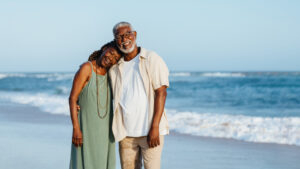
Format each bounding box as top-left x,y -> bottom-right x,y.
1,104 -> 300,169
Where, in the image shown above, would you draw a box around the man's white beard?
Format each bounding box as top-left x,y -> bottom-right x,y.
119,41 -> 136,54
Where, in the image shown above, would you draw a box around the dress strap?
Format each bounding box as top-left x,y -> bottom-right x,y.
88,61 -> 95,75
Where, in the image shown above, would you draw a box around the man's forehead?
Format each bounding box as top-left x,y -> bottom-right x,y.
115,26 -> 132,34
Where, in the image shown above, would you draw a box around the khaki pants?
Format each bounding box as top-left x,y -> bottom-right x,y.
119,135 -> 164,169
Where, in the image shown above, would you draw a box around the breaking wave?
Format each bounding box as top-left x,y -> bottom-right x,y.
1,91 -> 299,146
167,110 -> 300,146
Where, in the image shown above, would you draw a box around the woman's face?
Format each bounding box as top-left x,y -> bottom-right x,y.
99,47 -> 121,68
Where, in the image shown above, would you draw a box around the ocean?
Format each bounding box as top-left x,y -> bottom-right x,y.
0,71 -> 300,146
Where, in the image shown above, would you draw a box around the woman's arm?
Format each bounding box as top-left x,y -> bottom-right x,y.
69,62 -> 91,147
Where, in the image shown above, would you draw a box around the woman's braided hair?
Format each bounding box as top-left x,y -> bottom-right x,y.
88,41 -> 119,62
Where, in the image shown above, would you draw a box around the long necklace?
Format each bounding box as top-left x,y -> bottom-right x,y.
95,62 -> 109,119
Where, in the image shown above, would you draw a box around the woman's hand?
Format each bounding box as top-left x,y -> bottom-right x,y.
72,128 -> 83,147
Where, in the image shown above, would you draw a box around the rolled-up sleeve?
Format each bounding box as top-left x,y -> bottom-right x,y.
149,52 -> 170,90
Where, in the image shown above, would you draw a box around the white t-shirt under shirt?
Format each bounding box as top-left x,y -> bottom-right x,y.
119,54 -> 149,137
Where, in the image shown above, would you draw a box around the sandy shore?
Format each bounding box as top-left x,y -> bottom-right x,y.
1,104 -> 300,169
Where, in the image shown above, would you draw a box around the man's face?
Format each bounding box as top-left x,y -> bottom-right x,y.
114,26 -> 137,54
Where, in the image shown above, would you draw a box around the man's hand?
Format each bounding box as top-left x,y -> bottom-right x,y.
147,126 -> 160,148
76,104 -> 80,111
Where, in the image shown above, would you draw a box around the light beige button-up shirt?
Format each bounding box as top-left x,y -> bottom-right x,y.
109,47 -> 170,141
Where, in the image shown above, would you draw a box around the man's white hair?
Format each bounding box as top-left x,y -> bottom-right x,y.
113,22 -> 134,36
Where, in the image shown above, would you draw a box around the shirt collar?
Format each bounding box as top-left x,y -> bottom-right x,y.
139,47 -> 147,59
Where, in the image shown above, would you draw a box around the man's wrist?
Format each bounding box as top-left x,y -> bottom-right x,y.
151,125 -> 159,129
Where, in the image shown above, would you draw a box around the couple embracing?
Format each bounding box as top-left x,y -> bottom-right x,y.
68,22 -> 170,169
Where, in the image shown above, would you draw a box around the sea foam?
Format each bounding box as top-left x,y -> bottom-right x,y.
169,72 -> 246,78
0,92 -> 69,115
167,109 -> 300,146
170,72 -> 191,77
1,91 -> 300,146
0,73 -> 74,81
0,73 -> 26,79
201,72 -> 245,77
0,74 -> 7,79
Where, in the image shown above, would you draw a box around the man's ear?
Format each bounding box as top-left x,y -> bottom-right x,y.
134,31 -> 137,39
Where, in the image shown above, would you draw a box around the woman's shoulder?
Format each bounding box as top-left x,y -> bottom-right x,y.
78,61 -> 93,75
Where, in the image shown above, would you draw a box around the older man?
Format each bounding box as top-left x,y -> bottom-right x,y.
109,22 -> 169,169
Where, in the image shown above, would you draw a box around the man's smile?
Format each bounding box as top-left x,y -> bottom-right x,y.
121,40 -> 132,48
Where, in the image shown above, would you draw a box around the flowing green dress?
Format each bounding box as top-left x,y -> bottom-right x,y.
69,62 -> 115,169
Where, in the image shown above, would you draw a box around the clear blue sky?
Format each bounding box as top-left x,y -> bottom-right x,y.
0,0 -> 299,72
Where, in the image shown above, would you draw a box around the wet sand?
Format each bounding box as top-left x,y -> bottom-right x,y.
1,105 -> 300,169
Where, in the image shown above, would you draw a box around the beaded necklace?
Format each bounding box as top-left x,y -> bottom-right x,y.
95,62 -> 108,119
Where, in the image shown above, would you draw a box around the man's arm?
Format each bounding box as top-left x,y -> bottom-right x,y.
147,85 -> 167,148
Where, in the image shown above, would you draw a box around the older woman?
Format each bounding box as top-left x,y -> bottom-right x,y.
69,42 -> 121,169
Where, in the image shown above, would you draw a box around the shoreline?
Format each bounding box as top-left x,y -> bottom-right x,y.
1,104 -> 300,148
1,104 -> 299,149
1,104 -> 300,169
